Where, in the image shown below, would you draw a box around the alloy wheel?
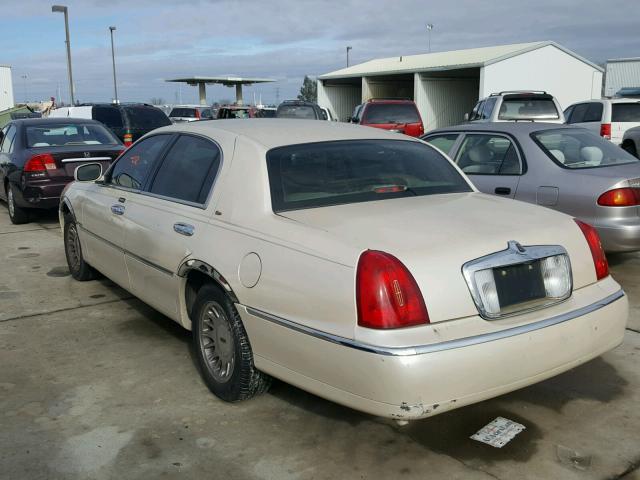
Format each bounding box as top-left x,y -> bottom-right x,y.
65,223 -> 81,272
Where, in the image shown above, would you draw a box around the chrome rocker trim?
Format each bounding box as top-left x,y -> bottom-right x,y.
245,289 -> 624,357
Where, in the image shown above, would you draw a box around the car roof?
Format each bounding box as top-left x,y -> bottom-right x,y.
10,117 -> 103,126
427,122 -> 572,136
171,105 -> 209,109
152,118 -> 420,149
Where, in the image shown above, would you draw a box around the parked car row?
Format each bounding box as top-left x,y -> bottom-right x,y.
57,119 -> 628,422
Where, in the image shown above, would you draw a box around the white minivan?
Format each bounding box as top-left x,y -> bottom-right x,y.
564,98 -> 640,145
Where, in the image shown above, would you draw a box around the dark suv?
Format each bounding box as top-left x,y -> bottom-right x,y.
276,100 -> 326,120
49,103 -> 171,146
350,99 -> 424,137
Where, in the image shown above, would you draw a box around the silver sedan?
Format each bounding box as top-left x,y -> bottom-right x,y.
423,123 -> 640,252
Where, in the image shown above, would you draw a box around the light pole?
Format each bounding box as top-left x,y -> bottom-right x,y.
426,24 -> 434,53
21,74 -> 28,103
52,5 -> 75,105
109,26 -> 118,103
346,46 -> 352,67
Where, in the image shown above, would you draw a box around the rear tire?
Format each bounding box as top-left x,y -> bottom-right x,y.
63,214 -> 97,281
622,141 -> 638,158
6,183 -> 29,225
192,283 -> 271,402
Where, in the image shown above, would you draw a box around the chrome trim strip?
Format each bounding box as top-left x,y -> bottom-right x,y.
245,289 -> 624,357
62,157 -> 112,163
78,225 -> 174,276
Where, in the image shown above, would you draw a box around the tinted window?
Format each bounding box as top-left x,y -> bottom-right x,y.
563,105 -> 574,122
149,135 -> 221,204
363,103 -> 420,124
200,109 -> 213,119
612,103 -> 640,122
470,101 -> 483,121
424,134 -> 459,154
93,106 -> 124,128
1,126 -> 16,153
533,128 -> 639,169
498,98 -> 559,120
26,123 -> 119,148
455,134 -> 522,175
583,103 -> 604,122
170,108 -> 197,118
109,135 -> 171,189
219,108 -> 250,119
256,109 -> 276,118
123,106 -> 171,129
567,103 -> 589,124
481,98 -> 497,119
267,140 -> 471,212
277,104 -> 318,119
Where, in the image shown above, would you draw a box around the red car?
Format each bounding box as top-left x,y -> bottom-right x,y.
351,99 -> 424,137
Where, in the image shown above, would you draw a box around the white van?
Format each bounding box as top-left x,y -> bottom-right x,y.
564,98 -> 640,145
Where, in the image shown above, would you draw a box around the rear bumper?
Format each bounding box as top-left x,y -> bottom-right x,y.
596,221 -> 640,252
240,278 -> 627,420
13,181 -> 68,209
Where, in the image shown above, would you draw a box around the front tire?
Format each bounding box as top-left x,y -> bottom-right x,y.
192,284 -> 271,402
6,183 -> 29,224
63,215 -> 97,281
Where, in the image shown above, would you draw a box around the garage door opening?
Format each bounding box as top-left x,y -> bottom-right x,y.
317,77 -> 361,122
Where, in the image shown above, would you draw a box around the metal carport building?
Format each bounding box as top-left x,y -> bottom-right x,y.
318,41 -> 603,130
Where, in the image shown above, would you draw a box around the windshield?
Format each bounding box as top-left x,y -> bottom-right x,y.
267,140 -> 472,212
498,98 -> 559,120
612,103 -> 640,122
277,105 -> 317,119
532,128 -> 639,169
124,106 -> 171,129
26,123 -> 120,147
363,103 -> 420,124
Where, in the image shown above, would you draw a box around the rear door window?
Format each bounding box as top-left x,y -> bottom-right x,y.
455,134 -> 522,175
123,106 -> 171,130
424,134 -> 460,155
583,103 -> 603,122
108,135 -> 171,190
148,135 -> 221,204
612,103 -> 640,122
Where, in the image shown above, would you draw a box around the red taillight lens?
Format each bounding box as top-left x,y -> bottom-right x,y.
600,123 -> 611,140
194,109 -> 201,119
575,219 -> 609,280
597,187 -> 640,207
356,250 -> 429,329
24,153 -> 56,172
123,133 -> 133,147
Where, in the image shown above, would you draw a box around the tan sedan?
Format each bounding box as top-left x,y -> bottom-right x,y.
60,120 -> 628,422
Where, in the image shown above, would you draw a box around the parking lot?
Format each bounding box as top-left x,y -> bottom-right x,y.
0,207 -> 637,480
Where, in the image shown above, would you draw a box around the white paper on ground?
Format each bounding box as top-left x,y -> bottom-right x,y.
470,416 -> 526,448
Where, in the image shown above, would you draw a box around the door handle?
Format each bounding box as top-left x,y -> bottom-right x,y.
111,204 -> 125,215
173,222 -> 195,236
495,187 -> 511,195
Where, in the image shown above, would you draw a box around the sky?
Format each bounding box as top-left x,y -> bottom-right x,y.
2,0 -> 639,105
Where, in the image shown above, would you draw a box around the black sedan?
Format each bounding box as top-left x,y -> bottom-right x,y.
0,118 -> 124,224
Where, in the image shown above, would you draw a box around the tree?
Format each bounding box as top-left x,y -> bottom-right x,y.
297,76 -> 317,103
149,97 -> 165,105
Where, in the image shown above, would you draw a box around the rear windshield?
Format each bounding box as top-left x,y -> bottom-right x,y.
532,128 -> 639,169
124,106 -> 171,129
221,108 -> 250,119
169,108 -> 197,118
498,98 -> 559,120
257,109 -> 276,118
363,103 -> 420,124
612,103 -> 640,122
277,105 -> 317,119
26,123 -> 120,148
266,140 -> 471,211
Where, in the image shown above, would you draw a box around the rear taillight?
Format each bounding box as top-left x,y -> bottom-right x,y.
194,109 -> 201,119
356,250 -> 429,329
418,124 -> 424,135
123,132 -> 133,147
600,123 -> 611,140
574,219 -> 609,280
597,187 -> 640,207
24,153 -> 56,172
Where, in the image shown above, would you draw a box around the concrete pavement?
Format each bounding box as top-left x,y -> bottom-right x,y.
1,207 -> 639,480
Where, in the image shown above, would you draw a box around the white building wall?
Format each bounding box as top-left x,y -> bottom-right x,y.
605,59 -> 640,97
0,66 -> 15,111
317,80 -> 361,122
415,74 -> 479,131
480,44 -> 602,109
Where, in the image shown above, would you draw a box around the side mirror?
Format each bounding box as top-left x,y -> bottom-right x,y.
74,163 -> 103,182
463,113 -> 470,122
